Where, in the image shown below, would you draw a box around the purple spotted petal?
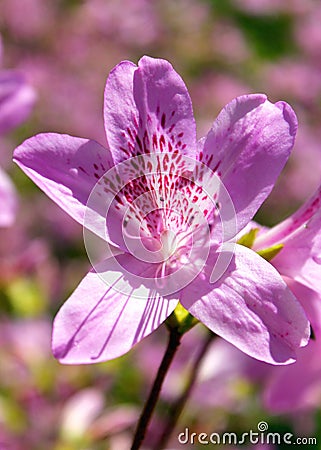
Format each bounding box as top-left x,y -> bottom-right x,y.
104,56 -> 197,164
13,133 -> 114,239
180,244 -> 309,365
52,255 -> 179,364
0,167 -> 17,227
0,71 -> 36,134
201,94 -> 297,236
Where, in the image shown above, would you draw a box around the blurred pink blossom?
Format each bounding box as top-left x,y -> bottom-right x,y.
0,167 -> 16,227
81,0 -> 160,47
0,37 -> 36,227
0,0 -> 55,40
60,388 -> 105,440
264,338 -> 321,412
295,6 -> 321,61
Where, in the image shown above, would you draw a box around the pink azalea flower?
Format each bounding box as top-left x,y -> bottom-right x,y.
13,56 -> 309,365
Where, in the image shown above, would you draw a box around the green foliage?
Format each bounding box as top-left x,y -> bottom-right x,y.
235,13 -> 295,60
0,276 -> 48,317
204,0 -> 297,60
5,276 -> 48,317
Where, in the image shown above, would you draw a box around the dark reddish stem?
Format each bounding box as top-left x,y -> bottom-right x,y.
154,330 -> 215,450
130,327 -> 182,450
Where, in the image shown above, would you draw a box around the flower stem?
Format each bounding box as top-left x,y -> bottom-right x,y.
130,326 -> 182,450
154,330 -> 215,450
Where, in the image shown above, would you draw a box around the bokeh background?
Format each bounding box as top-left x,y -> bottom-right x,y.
1,0 -> 321,449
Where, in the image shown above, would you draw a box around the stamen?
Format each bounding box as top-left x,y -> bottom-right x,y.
155,261 -> 167,289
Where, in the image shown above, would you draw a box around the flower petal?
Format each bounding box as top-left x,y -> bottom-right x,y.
254,186 -> 321,295
255,184 -> 321,248
285,278 -> 321,339
271,212 -> 321,296
0,167 -> 17,227
13,133 -> 114,239
180,244 -> 309,365
201,94 -> 297,236
0,70 -> 36,134
52,255 -> 179,364
104,56 -> 197,164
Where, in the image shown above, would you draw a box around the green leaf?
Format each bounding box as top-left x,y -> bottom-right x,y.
237,228 -> 259,248
257,244 -> 284,261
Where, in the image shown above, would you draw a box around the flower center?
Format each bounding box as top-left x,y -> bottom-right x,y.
154,221 -> 204,282
160,228 -> 178,260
